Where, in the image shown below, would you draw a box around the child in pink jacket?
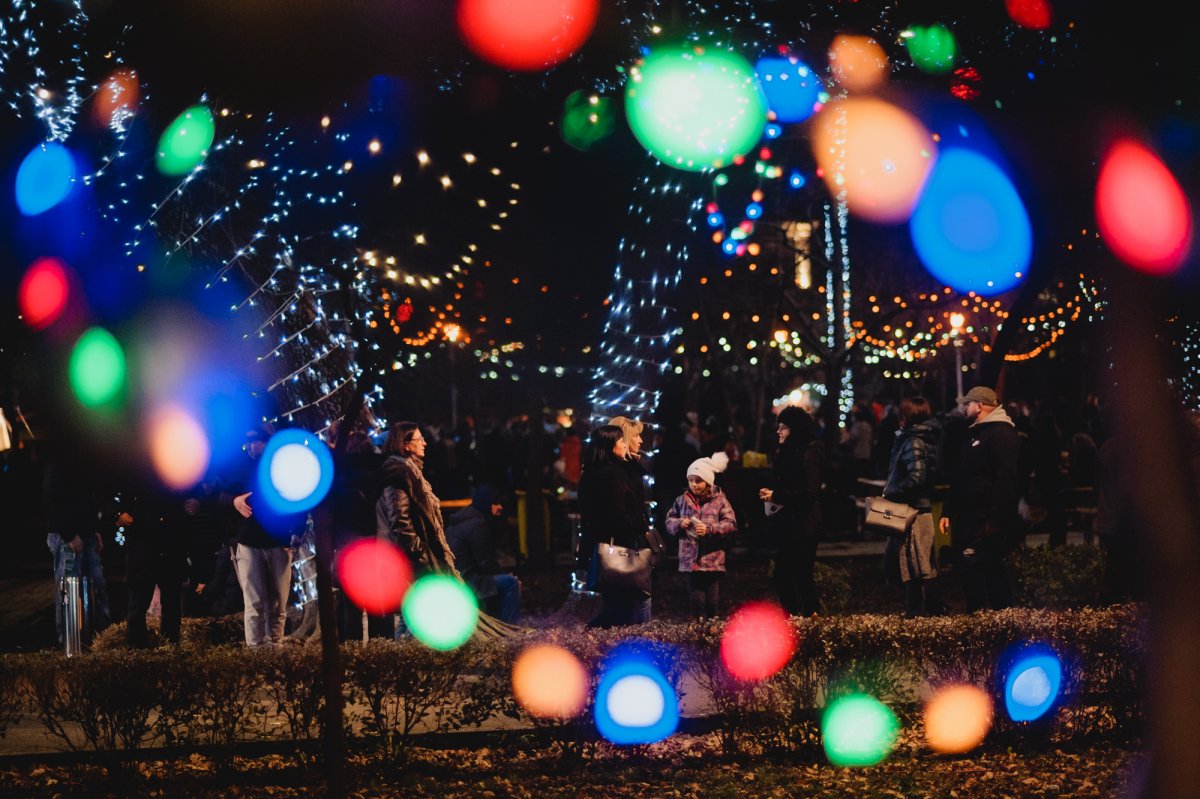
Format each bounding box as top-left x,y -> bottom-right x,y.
665,452 -> 737,617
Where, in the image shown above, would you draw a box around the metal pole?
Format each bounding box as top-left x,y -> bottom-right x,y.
954,342 -> 964,399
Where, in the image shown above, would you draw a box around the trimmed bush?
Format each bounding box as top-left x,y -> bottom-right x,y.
1008,544 -> 1107,609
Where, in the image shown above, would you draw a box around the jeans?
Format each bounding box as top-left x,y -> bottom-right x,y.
488,573 -> 521,624
685,571 -> 722,618
773,537 -> 820,616
47,533 -> 112,645
234,544 -> 293,646
588,592 -> 652,628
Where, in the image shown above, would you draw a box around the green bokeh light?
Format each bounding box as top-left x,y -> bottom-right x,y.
156,105 -> 215,176
625,46 -> 767,172
69,327 -> 126,408
822,693 -> 899,767
904,24 -> 957,74
402,574 -> 479,651
561,90 -> 616,152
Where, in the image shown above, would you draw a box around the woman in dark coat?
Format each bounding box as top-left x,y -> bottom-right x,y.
375,421 -> 516,639
578,424 -> 651,627
882,396 -> 941,616
759,406 -> 825,616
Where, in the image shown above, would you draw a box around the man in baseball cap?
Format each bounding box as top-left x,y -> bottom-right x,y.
940,386 -> 1022,611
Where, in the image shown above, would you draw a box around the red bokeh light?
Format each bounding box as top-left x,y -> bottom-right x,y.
721,602 -> 796,681
1096,139 -> 1193,276
93,69 -> 140,126
335,539 -> 413,615
18,257 -> 70,330
1005,0 -> 1053,30
457,0 -> 599,71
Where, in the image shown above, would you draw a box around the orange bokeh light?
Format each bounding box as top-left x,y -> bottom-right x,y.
93,69 -> 139,126
512,644 -> 590,719
828,35 -> 888,93
148,405 -> 210,491
924,684 -> 994,754
812,97 -> 936,223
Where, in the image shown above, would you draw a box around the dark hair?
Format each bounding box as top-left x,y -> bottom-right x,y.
899,396 -> 932,428
583,424 -> 624,470
383,421 -> 422,455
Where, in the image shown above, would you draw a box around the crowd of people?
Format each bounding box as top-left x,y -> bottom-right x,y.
33,383 -> 1140,650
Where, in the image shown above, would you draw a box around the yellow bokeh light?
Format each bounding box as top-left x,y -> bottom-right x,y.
828,34 -> 889,93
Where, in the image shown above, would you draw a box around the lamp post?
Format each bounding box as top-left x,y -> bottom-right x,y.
949,312 -> 966,399
445,324 -> 461,429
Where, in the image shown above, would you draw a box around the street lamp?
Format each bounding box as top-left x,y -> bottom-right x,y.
949,312 -> 966,400
445,324 -> 462,428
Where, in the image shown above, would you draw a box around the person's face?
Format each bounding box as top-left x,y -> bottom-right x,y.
613,437 -> 629,458
777,424 -> 791,444
405,431 -> 428,457
961,400 -> 982,422
629,431 -> 643,455
687,475 -> 710,495
490,502 -> 504,517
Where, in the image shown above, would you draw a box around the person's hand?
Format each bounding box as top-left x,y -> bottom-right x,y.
66,535 -> 84,554
116,512 -> 133,527
183,498 -> 201,516
194,582 -> 206,595
94,532 -> 104,554
680,517 -> 692,529
759,488 -> 774,502
693,520 -> 708,536
234,493 -> 253,519
939,517 -> 950,535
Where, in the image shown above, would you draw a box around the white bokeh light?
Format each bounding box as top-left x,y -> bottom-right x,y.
605,674 -> 665,728
270,442 -> 322,502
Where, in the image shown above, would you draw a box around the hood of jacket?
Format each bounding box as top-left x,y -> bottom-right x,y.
971,405 -> 1016,428
897,418 -> 941,446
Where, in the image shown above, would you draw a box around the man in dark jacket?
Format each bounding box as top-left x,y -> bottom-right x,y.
939,386 -> 1022,611
445,484 -> 520,623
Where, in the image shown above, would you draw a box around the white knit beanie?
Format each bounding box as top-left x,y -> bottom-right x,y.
686,451 -> 730,486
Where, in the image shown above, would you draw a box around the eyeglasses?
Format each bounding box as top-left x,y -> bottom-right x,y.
407,436 -> 426,444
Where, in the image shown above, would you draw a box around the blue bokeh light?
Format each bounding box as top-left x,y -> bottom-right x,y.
15,142 -> 76,216
707,212 -> 725,228
755,56 -> 822,123
765,122 -> 783,140
788,171 -> 806,189
721,239 -> 738,256
745,202 -> 763,219
256,428 -> 335,515
1005,650 -> 1063,722
594,643 -> 680,745
909,148 -> 1031,296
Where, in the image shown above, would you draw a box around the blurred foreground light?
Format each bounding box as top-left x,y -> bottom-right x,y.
904,24 -> 957,74
256,429 -> 334,514
1096,138 -> 1192,276
512,644 -> 590,719
15,142 -> 75,216
19,257 -> 70,329
910,147 -> 1031,295
93,68 -> 139,126
812,97 -> 936,223
561,89 -> 616,152
457,0 -> 599,71
754,55 -> 822,123
402,574 -> 479,650
336,539 -> 412,615
594,644 -> 679,745
625,46 -> 767,172
148,405 -> 210,490
1005,650 -> 1062,722
721,601 -> 795,681
156,105 -> 215,176
1006,0 -> 1053,29
828,35 -> 888,93
924,684 -> 993,754
822,693 -> 899,767
69,327 -> 126,408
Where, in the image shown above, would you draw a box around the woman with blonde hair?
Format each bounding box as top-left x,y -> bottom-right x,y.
607,416 -> 650,528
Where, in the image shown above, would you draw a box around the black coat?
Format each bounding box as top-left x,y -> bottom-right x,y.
578,457 -> 643,551
374,454 -> 456,572
771,439 -> 825,544
620,455 -> 652,529
883,420 -> 940,511
945,408 -> 1023,547
445,506 -> 501,599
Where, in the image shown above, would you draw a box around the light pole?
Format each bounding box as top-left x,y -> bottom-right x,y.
445,324 -> 461,429
950,312 -> 965,399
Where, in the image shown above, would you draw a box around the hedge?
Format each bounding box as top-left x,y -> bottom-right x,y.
0,605 -> 1145,766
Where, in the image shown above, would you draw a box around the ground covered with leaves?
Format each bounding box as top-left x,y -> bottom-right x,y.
0,729 -> 1140,798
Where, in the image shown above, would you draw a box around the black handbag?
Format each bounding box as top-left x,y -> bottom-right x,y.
643,527 -> 667,566
588,539 -> 652,597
